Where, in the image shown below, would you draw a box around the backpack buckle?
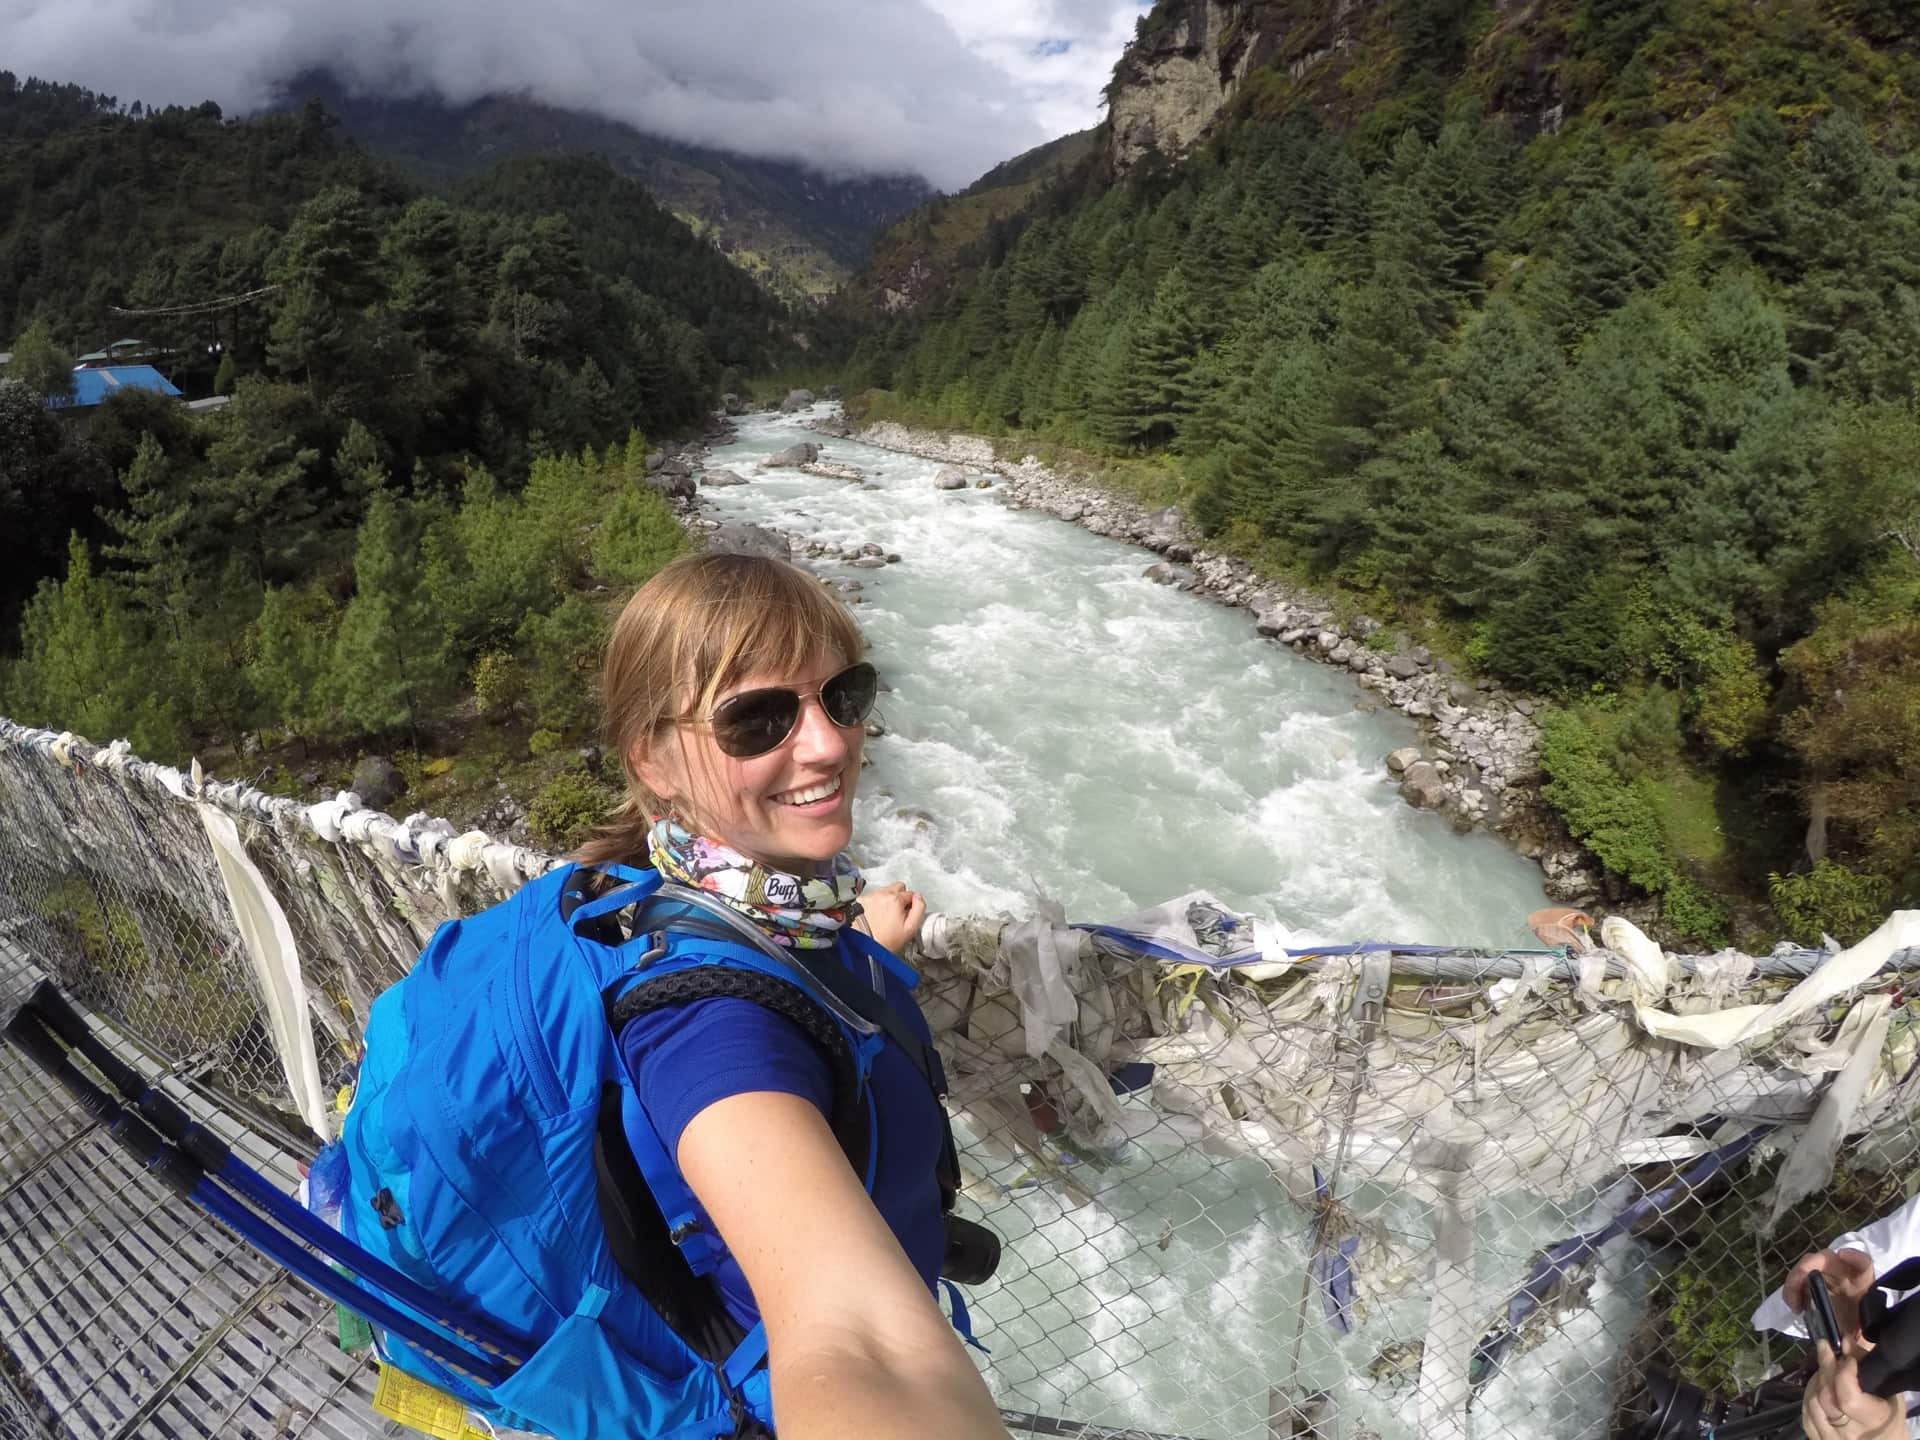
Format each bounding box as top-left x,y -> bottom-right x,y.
633,932 -> 668,971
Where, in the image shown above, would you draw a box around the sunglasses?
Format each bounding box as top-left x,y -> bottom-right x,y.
687,661 -> 880,759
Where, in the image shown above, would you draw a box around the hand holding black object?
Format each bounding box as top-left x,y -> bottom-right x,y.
1789,1249 -> 1879,1357
1804,1340 -> 1904,1440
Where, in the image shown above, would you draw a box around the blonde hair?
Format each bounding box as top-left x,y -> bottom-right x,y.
575,551 -> 867,868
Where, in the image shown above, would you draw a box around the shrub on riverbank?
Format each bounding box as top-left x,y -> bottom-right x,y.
1538,698 -> 1729,946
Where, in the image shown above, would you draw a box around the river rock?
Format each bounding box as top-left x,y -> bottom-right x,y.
647,472 -> 696,501
1145,505 -> 1185,546
702,469 -> 748,488
801,461 -> 865,481
1386,655 -> 1422,681
848,556 -> 888,569
935,467 -> 969,490
975,477 -> 993,489
1399,762 -> 1447,810
1386,747 -> 1422,775
780,388 -> 816,412
762,442 -> 821,469
1144,562 -> 1194,586
350,755 -> 402,812
721,393 -> 748,416
707,523 -> 790,561
644,450 -> 665,472
658,456 -> 693,478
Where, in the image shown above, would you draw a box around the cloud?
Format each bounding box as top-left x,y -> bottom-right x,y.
2,0 -> 1142,189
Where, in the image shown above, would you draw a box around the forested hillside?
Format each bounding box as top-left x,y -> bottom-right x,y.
284,76 -> 934,303
845,0 -> 1920,944
0,76 -> 776,823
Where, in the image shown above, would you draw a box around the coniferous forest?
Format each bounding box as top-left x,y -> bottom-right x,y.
840,1 -> 1920,944
0,75 -> 804,834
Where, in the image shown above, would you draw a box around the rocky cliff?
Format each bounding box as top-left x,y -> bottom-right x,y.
1106,0 -> 1288,175
1103,0 -> 1574,176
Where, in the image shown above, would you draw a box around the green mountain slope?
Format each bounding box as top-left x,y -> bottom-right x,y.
846,0 -> 1920,945
0,72 -> 796,653
280,75 -> 935,303
849,129 -> 1100,313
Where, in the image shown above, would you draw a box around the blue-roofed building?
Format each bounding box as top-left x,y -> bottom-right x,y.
47,364 -> 183,411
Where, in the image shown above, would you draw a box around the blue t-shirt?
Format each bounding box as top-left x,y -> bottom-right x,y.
617,944 -> 948,1332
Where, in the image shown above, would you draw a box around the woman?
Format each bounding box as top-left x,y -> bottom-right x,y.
576,551 -> 1009,1440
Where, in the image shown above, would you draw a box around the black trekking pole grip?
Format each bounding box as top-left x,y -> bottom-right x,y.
3,1007 -> 203,1197
29,982 -> 150,1100
23,982 -> 225,1171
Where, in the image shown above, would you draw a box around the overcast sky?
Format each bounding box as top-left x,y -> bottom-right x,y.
3,0 -> 1147,189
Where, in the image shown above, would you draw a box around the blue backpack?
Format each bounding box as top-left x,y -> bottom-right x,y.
332,861 -> 968,1440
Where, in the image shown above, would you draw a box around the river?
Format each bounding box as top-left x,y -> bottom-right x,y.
698,408 -> 1633,1440
703,407 -> 1550,943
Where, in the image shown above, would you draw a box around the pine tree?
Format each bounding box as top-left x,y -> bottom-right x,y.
326,492 -> 455,747
199,380 -> 329,588
248,583 -> 339,744
103,434 -> 195,625
1719,107 -> 1795,279
1785,112 -> 1920,402
1560,296 -> 1688,572
270,186 -> 382,307
10,536 -> 184,755
1547,153 -> 1677,341
1122,269 -> 1205,448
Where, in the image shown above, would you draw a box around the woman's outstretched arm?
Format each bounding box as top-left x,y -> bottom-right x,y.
677,1091 -> 1010,1440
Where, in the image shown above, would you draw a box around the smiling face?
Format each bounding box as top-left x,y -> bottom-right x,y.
634,651 -> 865,874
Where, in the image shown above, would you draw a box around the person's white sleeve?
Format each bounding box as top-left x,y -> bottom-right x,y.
1752,1193 -> 1920,1335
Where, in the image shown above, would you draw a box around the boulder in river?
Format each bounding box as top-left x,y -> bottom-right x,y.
762,442 -> 821,469
702,469 -> 748,488
1144,561 -> 1194,586
780,388 -> 816,412
1399,762 -> 1448,810
707,523 -> 790,561
644,451 -> 665,472
647,472 -> 696,501
1386,747 -> 1423,775
934,467 -> 968,491
721,393 -> 748,416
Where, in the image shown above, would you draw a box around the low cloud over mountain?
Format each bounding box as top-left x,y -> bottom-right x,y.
4,0 -> 1144,188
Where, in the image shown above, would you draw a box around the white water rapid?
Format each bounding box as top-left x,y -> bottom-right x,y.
701,408 -> 1631,1440
706,408 -> 1551,941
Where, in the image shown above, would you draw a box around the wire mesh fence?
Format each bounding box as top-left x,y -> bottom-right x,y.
3,716 -> 1919,1440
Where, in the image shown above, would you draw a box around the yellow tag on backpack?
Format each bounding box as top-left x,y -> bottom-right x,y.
370,1362 -> 491,1440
